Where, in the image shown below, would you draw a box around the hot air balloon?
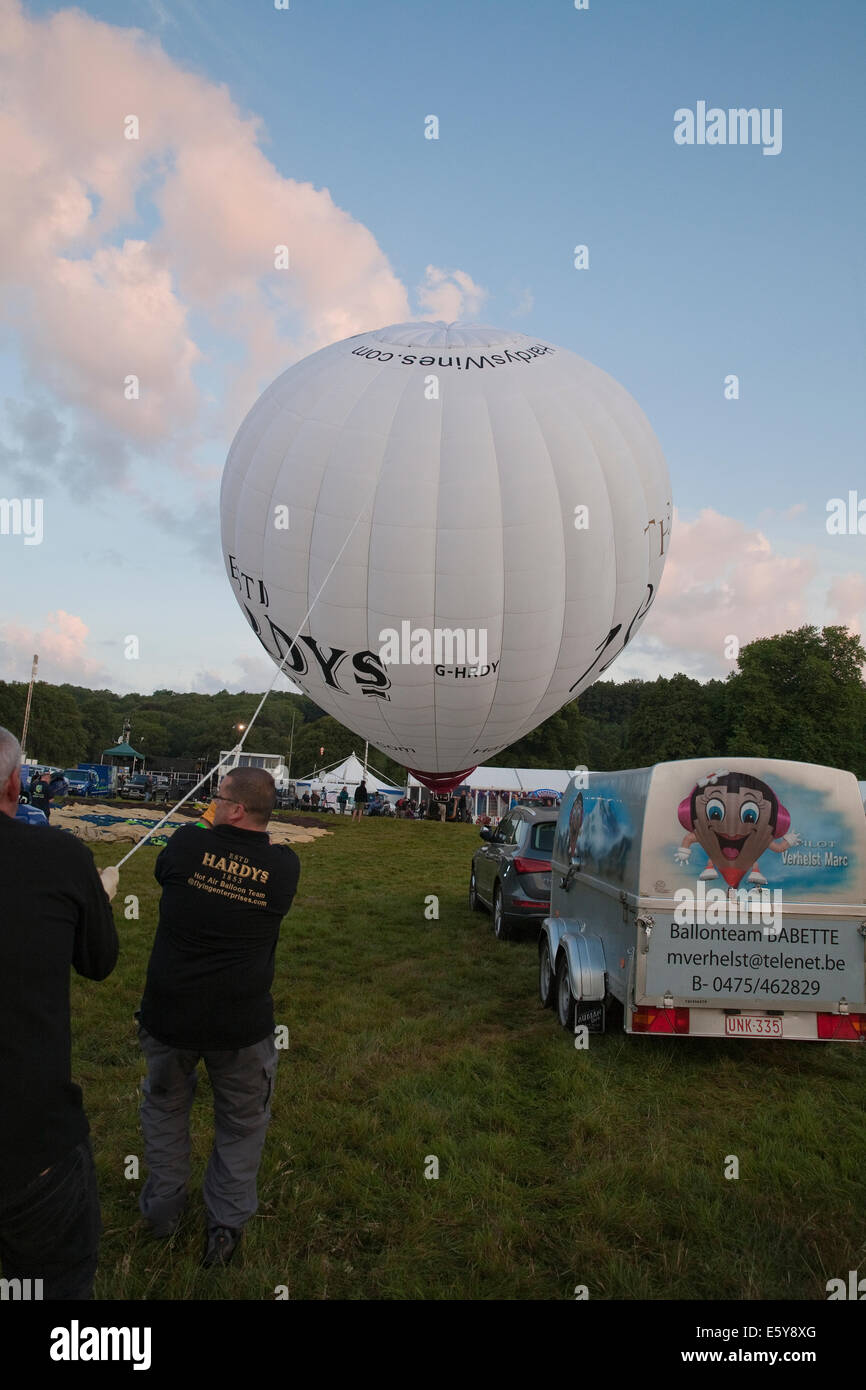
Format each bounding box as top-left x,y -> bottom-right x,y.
220,322 -> 671,792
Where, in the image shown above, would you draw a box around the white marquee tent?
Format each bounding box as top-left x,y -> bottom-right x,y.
297,751 -> 404,803
407,765 -> 574,820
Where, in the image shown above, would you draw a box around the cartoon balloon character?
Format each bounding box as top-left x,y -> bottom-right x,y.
674,769 -> 801,888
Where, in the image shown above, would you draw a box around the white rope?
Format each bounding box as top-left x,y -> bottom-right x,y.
112,504 -> 370,868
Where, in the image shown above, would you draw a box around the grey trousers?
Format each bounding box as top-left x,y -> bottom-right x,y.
138,1024 -> 278,1233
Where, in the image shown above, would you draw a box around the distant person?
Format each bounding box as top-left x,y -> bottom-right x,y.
310,790 -> 320,810
352,780 -> 368,822
301,792 -> 310,807
457,793 -> 468,823
29,770 -> 65,821
337,786 -> 349,815
137,767 -> 300,1268
0,726 -> 119,1300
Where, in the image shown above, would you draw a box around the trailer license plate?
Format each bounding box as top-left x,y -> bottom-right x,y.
724,1015 -> 783,1037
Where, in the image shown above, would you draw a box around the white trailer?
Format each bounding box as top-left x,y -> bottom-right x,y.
539,758 -> 866,1042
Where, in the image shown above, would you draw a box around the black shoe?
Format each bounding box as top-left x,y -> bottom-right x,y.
143,1200 -> 186,1239
202,1225 -> 242,1268
145,1215 -> 181,1239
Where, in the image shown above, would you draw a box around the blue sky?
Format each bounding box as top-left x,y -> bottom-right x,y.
1,0 -> 865,698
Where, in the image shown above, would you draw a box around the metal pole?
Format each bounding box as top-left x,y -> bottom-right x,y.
20,653 -> 38,757
287,710 -> 295,777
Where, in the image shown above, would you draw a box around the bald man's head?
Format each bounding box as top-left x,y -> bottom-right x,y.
221,768 -> 276,827
0,726 -> 22,818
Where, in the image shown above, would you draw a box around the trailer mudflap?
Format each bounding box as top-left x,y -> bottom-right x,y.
542,918 -> 607,1002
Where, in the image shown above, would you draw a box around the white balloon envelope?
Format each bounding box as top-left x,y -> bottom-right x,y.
220,322 -> 672,791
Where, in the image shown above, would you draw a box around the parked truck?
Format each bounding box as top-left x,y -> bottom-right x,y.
77,763 -> 118,797
539,758 -> 866,1042
61,766 -> 102,797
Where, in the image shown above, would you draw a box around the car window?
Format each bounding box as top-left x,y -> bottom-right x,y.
509,815 -> 527,846
496,814 -> 514,842
530,821 -> 555,855
501,813 -> 523,845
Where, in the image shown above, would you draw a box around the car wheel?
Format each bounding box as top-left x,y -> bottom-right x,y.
469,866 -> 484,912
539,940 -> 556,1008
493,885 -> 511,940
556,953 -> 576,1031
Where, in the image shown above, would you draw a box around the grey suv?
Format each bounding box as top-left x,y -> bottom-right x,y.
469,807 -> 555,939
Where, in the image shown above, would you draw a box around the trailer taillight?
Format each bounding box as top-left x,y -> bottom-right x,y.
631,1007 -> 690,1034
817,1012 -> 866,1040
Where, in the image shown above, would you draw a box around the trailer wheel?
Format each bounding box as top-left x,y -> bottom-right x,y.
492,885 -> 511,940
538,940 -> 556,1008
556,953 -> 576,1031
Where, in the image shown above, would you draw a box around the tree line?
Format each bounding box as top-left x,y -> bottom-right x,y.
1,626 -> 863,782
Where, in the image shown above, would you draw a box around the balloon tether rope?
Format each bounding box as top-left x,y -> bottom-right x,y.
113,506 -> 369,868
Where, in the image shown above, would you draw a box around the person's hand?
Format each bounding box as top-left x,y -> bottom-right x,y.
674,846 -> 691,864
100,866 -> 120,901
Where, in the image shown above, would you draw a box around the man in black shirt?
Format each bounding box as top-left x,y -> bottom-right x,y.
352,779 -> 368,821
0,727 -> 119,1299
138,766 -> 300,1267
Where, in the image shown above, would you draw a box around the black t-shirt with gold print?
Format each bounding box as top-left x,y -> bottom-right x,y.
140,823 -> 300,1050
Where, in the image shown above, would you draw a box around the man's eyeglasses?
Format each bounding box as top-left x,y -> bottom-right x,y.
212,794 -> 244,807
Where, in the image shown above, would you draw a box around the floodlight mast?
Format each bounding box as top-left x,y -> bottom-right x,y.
20,653 -> 38,758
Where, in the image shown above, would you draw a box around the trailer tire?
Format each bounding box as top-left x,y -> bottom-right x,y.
539,939 -> 556,1008
556,952 -> 576,1031
492,885 -> 511,941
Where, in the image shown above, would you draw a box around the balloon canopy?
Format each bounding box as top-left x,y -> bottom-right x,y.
220,322 -> 671,788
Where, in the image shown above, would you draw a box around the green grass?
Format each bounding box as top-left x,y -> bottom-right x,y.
75,816 -> 866,1300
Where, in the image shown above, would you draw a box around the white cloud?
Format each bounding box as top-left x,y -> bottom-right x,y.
416,265 -> 487,322
0,609 -> 115,685
827,573 -> 866,637
511,286 -> 534,318
0,0 -> 426,464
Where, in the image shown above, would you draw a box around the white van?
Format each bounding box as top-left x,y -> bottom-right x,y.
539,758 -> 866,1042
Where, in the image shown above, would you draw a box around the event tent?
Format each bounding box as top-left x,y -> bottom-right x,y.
297,751 -> 404,801
406,765 -> 574,820
102,741 -> 145,768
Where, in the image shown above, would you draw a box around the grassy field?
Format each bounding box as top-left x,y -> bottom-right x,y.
75,814 -> 866,1301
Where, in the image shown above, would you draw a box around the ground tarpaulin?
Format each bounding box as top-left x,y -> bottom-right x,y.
50,801 -> 331,847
